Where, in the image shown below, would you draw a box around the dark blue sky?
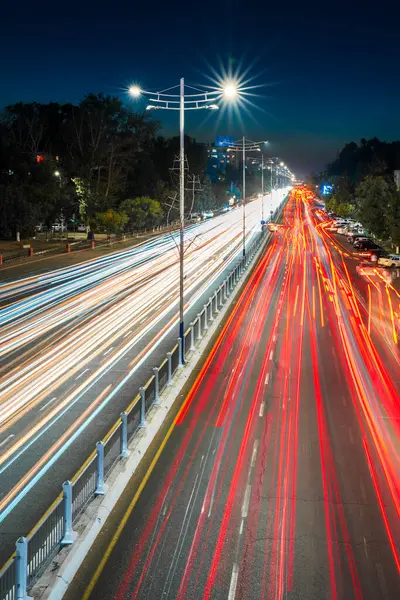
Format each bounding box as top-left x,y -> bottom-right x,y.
1,0 -> 399,178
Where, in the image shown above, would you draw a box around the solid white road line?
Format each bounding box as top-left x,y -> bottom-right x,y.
228,564 -> 239,600
239,518 -> 244,536
241,484 -> 252,519
0,434 -> 15,449
251,440 -> 259,469
75,368 -> 89,380
39,397 -> 57,412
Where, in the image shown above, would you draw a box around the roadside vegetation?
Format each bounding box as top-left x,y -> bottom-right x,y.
310,138 -> 400,251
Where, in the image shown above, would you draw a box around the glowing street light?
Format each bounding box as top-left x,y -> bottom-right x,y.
223,82 -> 238,100
128,85 -> 142,97
129,78 -> 236,364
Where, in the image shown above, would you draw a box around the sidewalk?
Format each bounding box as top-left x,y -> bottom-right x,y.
0,233 -> 164,282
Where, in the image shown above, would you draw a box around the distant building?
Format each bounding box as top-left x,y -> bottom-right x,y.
206,136 -> 240,181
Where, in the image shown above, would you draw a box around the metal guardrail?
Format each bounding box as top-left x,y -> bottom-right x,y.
0,207 -> 284,599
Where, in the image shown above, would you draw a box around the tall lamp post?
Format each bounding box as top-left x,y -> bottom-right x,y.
226,138 -> 268,258
129,80 -> 237,364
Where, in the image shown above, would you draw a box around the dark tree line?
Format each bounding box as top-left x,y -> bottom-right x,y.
311,138 -> 400,249
0,94 -> 223,238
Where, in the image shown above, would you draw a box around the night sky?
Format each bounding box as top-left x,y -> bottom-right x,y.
2,0 -> 399,178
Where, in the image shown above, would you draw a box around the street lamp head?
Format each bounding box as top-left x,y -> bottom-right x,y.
280,161 -> 284,167
54,170 -> 60,177
222,81 -> 238,100
129,85 -> 142,97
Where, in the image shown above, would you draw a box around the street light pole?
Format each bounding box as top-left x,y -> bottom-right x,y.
242,135 -> 246,258
179,78 -> 185,354
261,153 -> 264,223
129,79 -> 235,366
227,138 -> 267,257
270,163 -> 273,194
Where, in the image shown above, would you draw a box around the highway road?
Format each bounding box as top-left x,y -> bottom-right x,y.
68,188 -> 399,600
0,191 -> 286,565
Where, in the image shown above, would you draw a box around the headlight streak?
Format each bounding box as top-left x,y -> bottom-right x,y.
3,188 -> 399,598
0,192 -> 287,522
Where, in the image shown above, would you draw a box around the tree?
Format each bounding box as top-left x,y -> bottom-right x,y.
197,176 -> 215,212
93,209 -> 128,233
325,174 -> 356,217
62,94 -> 160,216
326,138 -> 400,185
355,175 -> 391,238
386,189 -> 400,252
120,197 -> 163,230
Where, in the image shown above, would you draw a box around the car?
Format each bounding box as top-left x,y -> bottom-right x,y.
335,217 -> 352,224
357,247 -> 386,261
377,254 -> 400,268
337,226 -> 356,235
353,237 -> 373,246
345,225 -> 360,233
347,231 -> 368,243
353,240 -> 379,250
352,234 -> 370,242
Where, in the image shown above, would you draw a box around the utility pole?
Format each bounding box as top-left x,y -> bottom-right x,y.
186,174 -> 202,217
179,78 -> 185,360
261,153 -> 264,223
225,137 -> 268,257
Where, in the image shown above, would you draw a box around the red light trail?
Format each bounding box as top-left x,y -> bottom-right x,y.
80,187 -> 399,600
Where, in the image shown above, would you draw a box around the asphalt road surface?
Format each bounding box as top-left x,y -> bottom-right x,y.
0,192 -> 287,565
68,187 -> 399,600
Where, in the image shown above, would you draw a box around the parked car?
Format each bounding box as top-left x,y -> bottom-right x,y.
51,221 -> 66,232
353,240 -> 379,250
337,226 -> 356,235
347,231 -> 368,243
352,236 -> 372,245
377,254 -> 400,268
357,247 -> 386,261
